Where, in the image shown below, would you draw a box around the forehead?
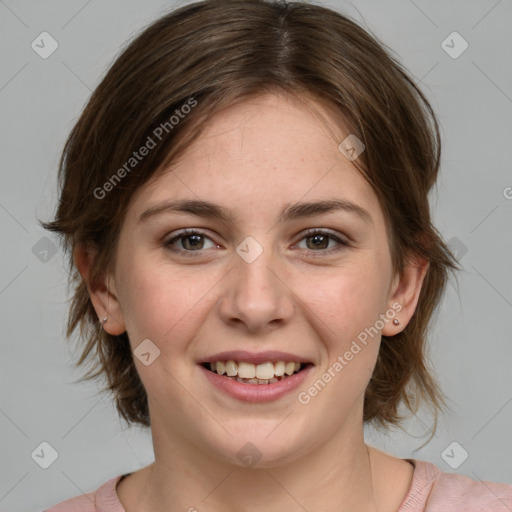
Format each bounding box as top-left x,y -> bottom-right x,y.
128,93 -> 383,226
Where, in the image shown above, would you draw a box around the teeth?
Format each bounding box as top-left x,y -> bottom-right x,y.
238,362 -> 256,379
225,360 -> 237,377
274,361 -> 285,376
207,360 -> 304,381
285,362 -> 295,375
216,361 -> 226,375
255,362 -> 275,380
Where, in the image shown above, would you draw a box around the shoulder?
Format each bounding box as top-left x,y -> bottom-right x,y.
44,475 -> 125,512
399,459 -> 512,512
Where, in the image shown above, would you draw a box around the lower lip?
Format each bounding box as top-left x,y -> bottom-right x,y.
199,364 -> 313,403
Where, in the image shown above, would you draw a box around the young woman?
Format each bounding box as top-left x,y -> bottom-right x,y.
44,1 -> 512,510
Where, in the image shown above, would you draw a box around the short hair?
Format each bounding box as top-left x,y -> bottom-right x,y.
43,0 -> 460,433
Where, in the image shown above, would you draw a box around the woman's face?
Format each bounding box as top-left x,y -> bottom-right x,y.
106,93 -> 409,467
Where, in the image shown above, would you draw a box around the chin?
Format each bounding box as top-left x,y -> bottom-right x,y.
206,421 -> 311,469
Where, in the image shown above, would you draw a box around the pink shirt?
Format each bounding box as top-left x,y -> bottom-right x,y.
45,459 -> 512,511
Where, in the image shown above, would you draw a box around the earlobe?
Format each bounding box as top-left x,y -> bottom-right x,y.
382,254 -> 429,336
73,244 -> 127,336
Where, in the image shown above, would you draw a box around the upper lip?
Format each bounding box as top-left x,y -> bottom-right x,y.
200,350 -> 313,365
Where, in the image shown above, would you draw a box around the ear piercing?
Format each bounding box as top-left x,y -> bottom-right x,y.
392,319 -> 400,326
102,278 -> 110,325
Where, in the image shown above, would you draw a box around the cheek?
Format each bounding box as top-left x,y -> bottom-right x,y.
115,249 -> 217,349
298,268 -> 388,403
297,261 -> 389,342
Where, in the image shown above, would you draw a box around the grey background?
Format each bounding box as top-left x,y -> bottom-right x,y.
1,0 -> 511,510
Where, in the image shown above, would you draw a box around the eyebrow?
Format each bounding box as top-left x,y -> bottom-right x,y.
139,198 -> 372,225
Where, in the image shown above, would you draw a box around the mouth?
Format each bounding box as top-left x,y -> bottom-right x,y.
200,360 -> 312,385
198,351 -> 315,402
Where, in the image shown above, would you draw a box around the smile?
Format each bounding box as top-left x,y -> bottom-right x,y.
199,357 -> 313,402
203,360 -> 306,384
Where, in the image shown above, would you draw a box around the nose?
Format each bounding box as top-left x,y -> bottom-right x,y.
218,247 -> 294,334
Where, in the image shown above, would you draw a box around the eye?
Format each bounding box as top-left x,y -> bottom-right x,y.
295,229 -> 349,253
164,229 -> 218,253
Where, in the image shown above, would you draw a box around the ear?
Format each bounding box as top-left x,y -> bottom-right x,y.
73,244 -> 126,336
382,252 -> 429,336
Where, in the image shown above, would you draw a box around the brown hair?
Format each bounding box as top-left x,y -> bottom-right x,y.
43,0 -> 460,434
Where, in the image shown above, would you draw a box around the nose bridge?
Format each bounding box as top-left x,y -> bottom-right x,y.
219,236 -> 293,331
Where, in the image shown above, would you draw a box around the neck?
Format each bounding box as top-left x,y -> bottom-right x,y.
138,419 -> 380,512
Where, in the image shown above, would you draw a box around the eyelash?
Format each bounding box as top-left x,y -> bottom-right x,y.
164,228 -> 350,257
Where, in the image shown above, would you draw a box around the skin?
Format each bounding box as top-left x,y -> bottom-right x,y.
77,93 -> 428,511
